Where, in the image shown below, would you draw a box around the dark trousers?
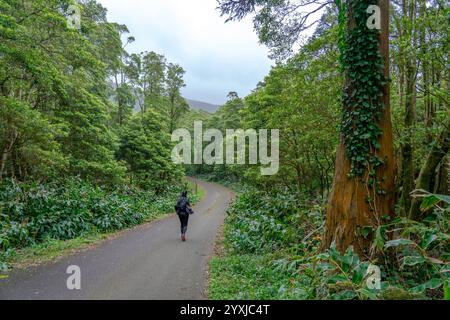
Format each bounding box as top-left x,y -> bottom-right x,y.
177,212 -> 189,234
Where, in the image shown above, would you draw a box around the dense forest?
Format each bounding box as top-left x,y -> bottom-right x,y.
0,0 -> 195,270
0,0 -> 449,300
200,1 -> 449,299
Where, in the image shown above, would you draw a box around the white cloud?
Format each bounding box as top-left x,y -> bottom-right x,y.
97,0 -> 274,105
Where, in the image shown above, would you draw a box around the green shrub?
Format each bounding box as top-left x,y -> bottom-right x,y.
211,189 -> 449,300
0,177 -> 192,265
224,189 -> 323,254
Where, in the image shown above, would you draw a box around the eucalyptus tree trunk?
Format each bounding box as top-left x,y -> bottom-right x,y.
323,0 -> 395,257
399,0 -> 418,215
419,0 -> 434,144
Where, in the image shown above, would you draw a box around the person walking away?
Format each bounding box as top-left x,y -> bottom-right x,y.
175,191 -> 193,241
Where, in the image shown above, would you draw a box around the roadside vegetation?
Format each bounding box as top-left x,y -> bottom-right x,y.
209,188 -> 449,300
204,1 -> 449,300
0,177 -> 200,271
0,0 -> 197,271
0,0 -> 448,301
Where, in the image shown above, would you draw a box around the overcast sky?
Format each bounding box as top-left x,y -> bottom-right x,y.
97,0 -> 274,105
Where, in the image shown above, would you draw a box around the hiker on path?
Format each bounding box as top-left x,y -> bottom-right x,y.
175,191 -> 193,241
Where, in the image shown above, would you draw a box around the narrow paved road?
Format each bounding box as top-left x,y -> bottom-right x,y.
0,179 -> 234,300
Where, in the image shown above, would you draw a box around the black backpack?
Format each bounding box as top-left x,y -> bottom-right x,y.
175,197 -> 188,213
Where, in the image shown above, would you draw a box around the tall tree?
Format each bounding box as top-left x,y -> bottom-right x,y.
218,0 -> 395,256
390,0 -> 449,219
108,23 -> 136,126
166,63 -> 188,132
127,51 -> 166,114
393,0 -> 418,215
0,0 -> 126,184
117,110 -> 181,190
323,0 -> 395,256
142,51 -> 166,112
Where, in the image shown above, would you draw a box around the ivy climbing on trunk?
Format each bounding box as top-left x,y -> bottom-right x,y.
323,0 -> 396,257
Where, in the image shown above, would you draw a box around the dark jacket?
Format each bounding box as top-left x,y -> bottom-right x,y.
175,195 -> 192,215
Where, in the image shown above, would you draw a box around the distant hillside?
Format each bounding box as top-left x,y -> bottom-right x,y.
107,83 -> 221,114
185,99 -> 220,113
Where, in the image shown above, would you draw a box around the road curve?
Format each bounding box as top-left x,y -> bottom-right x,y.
0,178 -> 234,300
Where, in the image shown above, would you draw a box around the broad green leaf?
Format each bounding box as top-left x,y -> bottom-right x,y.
411,278 -> 443,293
402,255 -> 427,267
372,226 -> 385,251
358,288 -> 378,300
384,238 -> 415,248
420,193 -> 450,212
420,233 -> 438,250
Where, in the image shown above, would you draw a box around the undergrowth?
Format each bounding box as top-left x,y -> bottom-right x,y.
0,177 -> 199,271
209,188 -> 449,300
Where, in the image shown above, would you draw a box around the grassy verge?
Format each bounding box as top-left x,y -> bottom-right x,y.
1,179 -> 205,271
7,234 -> 111,269
207,185 -> 306,300
209,252 -> 303,300
191,180 -> 206,201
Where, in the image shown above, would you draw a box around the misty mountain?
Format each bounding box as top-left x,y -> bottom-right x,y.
108,82 -> 220,114
185,99 -> 220,113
